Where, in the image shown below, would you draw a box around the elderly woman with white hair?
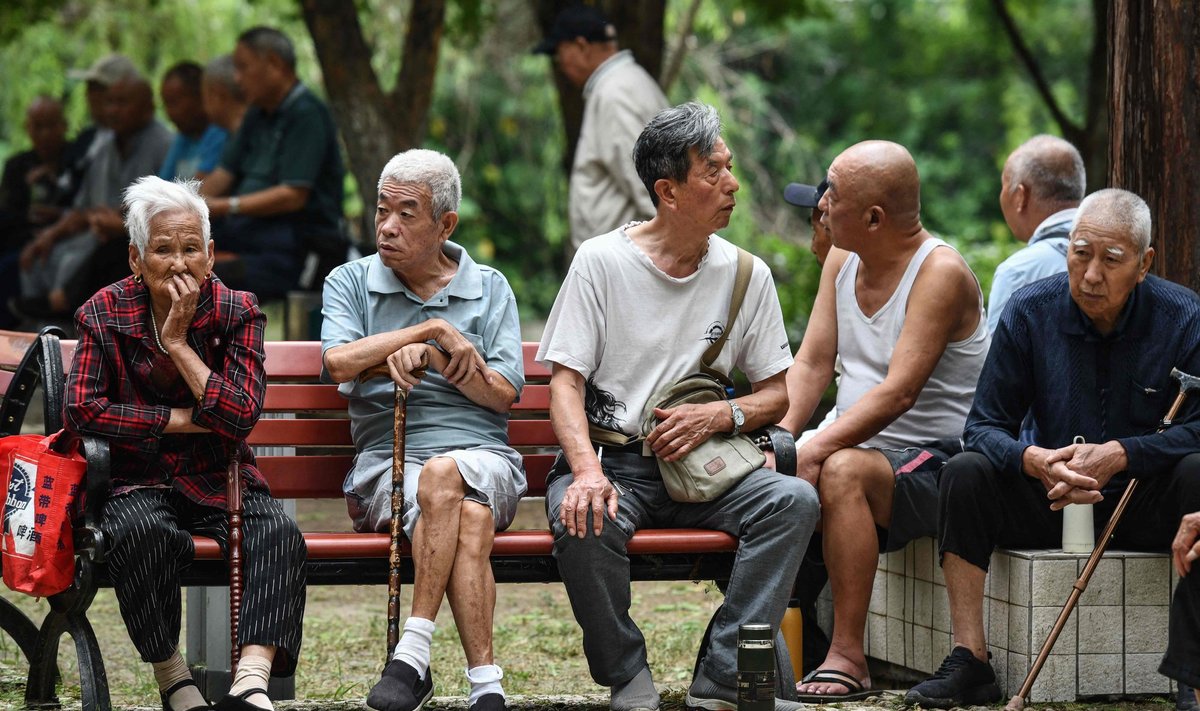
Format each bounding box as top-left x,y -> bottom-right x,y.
64,176 -> 305,711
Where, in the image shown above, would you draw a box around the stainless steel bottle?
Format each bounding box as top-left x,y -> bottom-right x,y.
737,623 -> 774,711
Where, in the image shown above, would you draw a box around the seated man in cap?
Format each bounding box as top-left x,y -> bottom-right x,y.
905,188 -> 1200,708
533,4 -> 667,254
18,64 -> 171,320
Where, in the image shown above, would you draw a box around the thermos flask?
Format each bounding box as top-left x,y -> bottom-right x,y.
737,623 -> 774,711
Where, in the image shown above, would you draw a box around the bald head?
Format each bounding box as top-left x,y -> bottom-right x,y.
1000,135 -> 1085,240
1004,135 -> 1085,205
821,140 -> 923,247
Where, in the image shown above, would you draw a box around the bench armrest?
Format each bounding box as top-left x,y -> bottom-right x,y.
0,326 -> 66,436
76,435 -> 111,563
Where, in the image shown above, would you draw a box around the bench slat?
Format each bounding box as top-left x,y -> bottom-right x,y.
258,453 -> 559,498
261,383 -> 551,412
192,528 -> 736,559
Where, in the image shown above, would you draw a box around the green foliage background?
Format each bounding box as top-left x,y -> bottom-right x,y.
0,0 -> 1096,342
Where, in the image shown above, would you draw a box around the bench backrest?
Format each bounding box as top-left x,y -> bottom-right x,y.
254,341 -> 556,498
0,333 -> 558,499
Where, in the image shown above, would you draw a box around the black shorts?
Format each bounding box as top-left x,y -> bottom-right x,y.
877,438 -> 962,552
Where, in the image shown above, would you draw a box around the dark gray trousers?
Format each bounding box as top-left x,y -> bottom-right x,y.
546,450 -> 819,688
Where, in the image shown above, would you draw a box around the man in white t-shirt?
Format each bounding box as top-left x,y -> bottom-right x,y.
780,142 -> 989,703
538,102 -> 818,711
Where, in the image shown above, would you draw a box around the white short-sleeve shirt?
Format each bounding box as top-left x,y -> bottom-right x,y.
537,226 -> 792,436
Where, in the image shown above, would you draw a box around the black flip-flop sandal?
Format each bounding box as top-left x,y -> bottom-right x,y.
796,668 -> 882,703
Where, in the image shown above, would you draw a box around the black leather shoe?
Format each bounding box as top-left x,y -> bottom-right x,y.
366,659 -> 433,711
469,692 -> 507,711
904,647 -> 1001,708
1178,684 -> 1199,711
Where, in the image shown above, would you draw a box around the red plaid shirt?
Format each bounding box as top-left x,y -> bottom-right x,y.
65,275 -> 269,508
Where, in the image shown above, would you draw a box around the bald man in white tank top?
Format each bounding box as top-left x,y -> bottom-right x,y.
776,141 -> 989,702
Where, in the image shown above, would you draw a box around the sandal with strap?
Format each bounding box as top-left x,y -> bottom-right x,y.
161,678 -> 212,711
212,687 -> 270,711
796,668 -> 881,703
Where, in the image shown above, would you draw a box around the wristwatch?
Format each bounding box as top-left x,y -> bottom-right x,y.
228,196 -> 241,215
728,400 -> 746,436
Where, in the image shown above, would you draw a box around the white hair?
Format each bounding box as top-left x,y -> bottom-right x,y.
122,176 -> 210,256
1070,188 -> 1152,256
377,149 -> 461,220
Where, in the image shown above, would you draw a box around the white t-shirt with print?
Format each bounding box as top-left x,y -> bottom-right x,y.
537,226 -> 793,436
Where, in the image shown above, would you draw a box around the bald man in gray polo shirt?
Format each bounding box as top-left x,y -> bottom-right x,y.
321,149 -> 524,711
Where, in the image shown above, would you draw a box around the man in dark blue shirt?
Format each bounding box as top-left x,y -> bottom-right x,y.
905,188 -> 1200,708
201,26 -> 346,301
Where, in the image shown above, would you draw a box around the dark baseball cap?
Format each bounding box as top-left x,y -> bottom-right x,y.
783,178 -> 829,208
532,5 -> 618,55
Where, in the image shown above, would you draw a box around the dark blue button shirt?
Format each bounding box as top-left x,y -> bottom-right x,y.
966,273 -> 1200,488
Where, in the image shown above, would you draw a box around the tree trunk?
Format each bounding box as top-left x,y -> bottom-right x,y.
299,0 -> 445,244
1108,0 -> 1200,291
533,0 -> 666,175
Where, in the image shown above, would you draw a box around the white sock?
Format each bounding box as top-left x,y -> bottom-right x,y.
152,650 -> 207,711
229,654 -> 273,710
466,664 -> 505,704
392,617 -> 436,676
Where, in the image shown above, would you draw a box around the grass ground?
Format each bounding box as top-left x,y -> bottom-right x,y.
0,499 -> 725,708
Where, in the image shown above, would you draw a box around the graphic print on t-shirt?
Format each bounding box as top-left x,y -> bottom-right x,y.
586,376 -> 627,430
701,321 -> 726,345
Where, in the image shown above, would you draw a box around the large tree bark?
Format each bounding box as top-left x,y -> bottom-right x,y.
1108,0 -> 1200,291
533,0 -> 666,175
299,0 -> 446,243
991,0 -> 1110,191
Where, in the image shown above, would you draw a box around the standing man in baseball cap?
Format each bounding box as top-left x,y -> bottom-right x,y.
534,4 -> 667,255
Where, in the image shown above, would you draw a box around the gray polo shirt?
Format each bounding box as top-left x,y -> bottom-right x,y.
321,242 -> 524,453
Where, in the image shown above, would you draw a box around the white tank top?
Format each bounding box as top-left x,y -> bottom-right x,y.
834,238 -> 989,449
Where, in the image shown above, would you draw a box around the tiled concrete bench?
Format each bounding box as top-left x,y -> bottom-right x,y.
817,537 -> 1179,701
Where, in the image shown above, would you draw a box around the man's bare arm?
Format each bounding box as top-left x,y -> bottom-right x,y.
549,365 -> 618,537
778,248 -> 845,435
200,167 -> 235,198
207,185 -> 310,218
647,370 -> 789,462
323,321 -> 445,384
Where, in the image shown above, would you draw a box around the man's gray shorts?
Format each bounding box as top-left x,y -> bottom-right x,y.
344,444 -> 526,536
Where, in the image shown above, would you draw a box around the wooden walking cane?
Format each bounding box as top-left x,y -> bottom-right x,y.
357,363 -> 420,658
1004,367 -> 1200,711
227,449 -> 243,674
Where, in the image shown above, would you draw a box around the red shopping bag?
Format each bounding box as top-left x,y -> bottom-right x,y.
1,431 -> 86,597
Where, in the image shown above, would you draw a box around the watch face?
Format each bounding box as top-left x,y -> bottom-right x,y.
732,403 -> 745,425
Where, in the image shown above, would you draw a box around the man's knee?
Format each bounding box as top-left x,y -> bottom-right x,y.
818,448 -> 884,504
938,451 -> 996,506
416,457 -> 467,513
456,500 -> 495,558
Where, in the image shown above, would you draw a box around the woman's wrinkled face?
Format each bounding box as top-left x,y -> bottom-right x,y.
129,209 -> 215,304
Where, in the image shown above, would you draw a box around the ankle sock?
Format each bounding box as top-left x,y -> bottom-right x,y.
392,617 -> 436,677
466,664 -> 504,705
229,654 -> 273,710
152,651 -> 207,711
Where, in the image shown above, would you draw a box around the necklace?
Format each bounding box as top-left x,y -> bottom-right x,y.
148,308 -> 169,355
